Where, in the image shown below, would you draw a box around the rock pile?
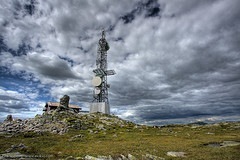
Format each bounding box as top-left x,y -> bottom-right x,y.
0,110 -> 132,135
0,111 -> 69,135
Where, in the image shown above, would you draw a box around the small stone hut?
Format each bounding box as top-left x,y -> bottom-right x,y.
43,102 -> 81,113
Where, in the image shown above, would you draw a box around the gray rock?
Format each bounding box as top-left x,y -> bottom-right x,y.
221,141 -> 240,147
97,156 -> 111,160
84,155 -> 101,160
59,95 -> 70,108
0,152 -> 28,159
205,141 -> 240,148
5,143 -> 27,153
65,156 -> 76,160
4,115 -> 13,122
127,154 -> 136,160
167,151 -> 186,157
96,124 -> 105,130
144,154 -> 165,160
69,134 -> 84,141
120,155 -> 128,160
18,143 -> 27,149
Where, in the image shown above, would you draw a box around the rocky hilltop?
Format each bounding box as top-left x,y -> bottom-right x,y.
0,110 -> 134,135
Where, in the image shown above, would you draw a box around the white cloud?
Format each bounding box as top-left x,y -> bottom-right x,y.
0,0 -> 239,124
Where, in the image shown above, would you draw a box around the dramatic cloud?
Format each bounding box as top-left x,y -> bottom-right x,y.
0,0 -> 239,124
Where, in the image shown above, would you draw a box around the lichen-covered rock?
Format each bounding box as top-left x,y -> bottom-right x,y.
60,95 -> 70,108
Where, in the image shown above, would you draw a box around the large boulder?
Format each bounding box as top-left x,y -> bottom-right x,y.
57,95 -> 70,111
4,115 -> 13,122
60,95 -> 70,108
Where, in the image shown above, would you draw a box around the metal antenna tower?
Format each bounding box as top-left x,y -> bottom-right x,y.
90,30 -> 115,114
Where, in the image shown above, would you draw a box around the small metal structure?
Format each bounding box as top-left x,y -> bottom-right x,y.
90,30 -> 116,114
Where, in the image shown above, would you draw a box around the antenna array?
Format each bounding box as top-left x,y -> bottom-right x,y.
90,30 -> 115,114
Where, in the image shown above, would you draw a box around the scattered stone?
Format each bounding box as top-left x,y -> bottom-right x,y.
205,141 -> 240,148
5,143 -> 27,153
167,151 -> 186,157
65,156 -> 76,160
127,154 -> 136,160
96,124 -> 105,130
120,154 -> 128,160
206,132 -> 214,135
89,130 -> 94,134
205,142 -> 221,147
84,155 -> 99,160
69,134 -> 84,141
221,141 -> 240,147
84,155 -> 118,160
83,154 -> 165,160
98,156 -> 112,160
0,152 -> 51,159
144,154 -> 165,160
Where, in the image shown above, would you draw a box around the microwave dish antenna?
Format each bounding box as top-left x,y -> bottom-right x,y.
92,76 -> 102,86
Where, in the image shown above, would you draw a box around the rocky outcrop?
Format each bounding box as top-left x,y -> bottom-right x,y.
60,95 -> 70,108
4,115 -> 13,122
0,110 -> 133,135
0,111 -> 68,135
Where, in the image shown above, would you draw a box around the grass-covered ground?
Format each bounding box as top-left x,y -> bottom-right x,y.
0,114 -> 239,159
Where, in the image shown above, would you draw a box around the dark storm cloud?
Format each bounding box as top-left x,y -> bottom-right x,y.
0,51 -> 78,81
121,0 -> 161,24
0,0 -> 240,124
108,0 -> 240,124
28,54 -> 78,80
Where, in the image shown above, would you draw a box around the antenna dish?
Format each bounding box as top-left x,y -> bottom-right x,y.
94,87 -> 101,95
92,76 -> 102,86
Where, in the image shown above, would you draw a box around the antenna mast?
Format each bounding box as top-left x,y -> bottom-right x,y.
90,30 -> 116,114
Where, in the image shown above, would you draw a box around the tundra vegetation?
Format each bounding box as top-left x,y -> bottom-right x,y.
0,111 -> 239,159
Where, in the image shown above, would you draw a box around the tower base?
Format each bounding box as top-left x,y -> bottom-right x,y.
89,102 -> 110,114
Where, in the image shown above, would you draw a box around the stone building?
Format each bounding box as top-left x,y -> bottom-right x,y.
43,102 -> 81,113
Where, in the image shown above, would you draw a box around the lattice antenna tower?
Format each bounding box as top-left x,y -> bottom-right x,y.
90,30 -> 115,114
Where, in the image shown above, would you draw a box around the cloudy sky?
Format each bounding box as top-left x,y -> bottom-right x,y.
0,0 -> 239,125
